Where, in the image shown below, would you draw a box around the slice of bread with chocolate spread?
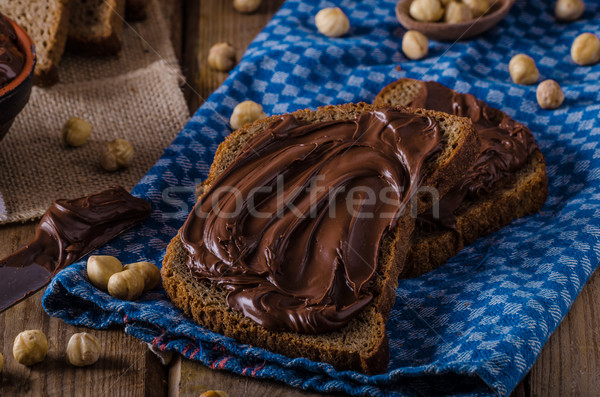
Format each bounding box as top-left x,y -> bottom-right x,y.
162,102 -> 479,374
374,78 -> 548,278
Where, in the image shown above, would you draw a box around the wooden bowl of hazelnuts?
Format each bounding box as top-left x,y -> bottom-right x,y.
396,0 -> 517,41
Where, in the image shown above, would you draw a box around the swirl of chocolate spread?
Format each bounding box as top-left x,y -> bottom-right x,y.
411,81 -> 539,230
0,13 -> 25,89
181,109 -> 442,334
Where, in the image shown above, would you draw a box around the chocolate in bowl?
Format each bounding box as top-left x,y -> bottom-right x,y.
0,14 -> 25,88
0,12 -> 36,142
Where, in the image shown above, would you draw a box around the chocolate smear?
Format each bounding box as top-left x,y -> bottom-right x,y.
0,186 -> 151,312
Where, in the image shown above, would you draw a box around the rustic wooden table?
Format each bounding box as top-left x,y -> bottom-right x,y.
1,1 -> 599,396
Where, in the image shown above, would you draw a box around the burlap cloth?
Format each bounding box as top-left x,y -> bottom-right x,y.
0,0 -> 190,224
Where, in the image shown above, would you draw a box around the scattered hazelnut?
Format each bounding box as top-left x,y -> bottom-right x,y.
13,330 -> 48,366
107,269 -> 145,300
208,43 -> 236,72
124,261 -> 161,290
508,54 -> 540,85
0,352 -> 3,373
61,117 -> 92,147
555,0 -> 584,21
536,79 -> 564,110
233,0 -> 261,13
200,391 -> 229,397
230,100 -> 266,130
87,255 -> 123,290
571,33 -> 600,66
101,139 -> 134,172
315,7 -> 350,38
462,0 -> 491,18
409,0 -> 444,22
445,1 -> 473,23
66,333 -> 101,367
402,30 -> 429,60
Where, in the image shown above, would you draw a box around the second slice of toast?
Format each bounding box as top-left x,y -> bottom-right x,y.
374,79 -> 548,278
162,102 -> 479,374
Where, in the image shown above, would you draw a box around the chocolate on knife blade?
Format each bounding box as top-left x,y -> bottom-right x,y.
0,186 -> 152,312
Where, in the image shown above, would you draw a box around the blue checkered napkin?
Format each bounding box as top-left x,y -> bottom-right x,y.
42,0 -> 600,395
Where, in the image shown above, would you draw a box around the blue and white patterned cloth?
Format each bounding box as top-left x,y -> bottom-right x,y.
42,0 -> 600,395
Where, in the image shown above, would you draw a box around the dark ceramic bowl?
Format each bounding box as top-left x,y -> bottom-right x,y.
0,15 -> 36,143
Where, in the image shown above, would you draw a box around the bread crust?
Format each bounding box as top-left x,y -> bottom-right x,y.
126,0 -> 149,21
162,103 -> 478,373
67,0 -> 125,56
66,32 -> 122,56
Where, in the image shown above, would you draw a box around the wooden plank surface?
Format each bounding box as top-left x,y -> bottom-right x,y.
529,268 -> 600,396
1,1 -> 599,397
182,0 -> 287,113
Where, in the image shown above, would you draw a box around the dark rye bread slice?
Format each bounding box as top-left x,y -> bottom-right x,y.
0,0 -> 71,86
67,0 -> 125,56
374,79 -> 549,278
403,151 -> 547,277
162,103 -> 478,374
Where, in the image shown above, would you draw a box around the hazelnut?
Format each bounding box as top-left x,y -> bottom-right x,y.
571,33 -> 600,66
402,30 -> 429,60
61,117 -> 92,147
536,79 -> 564,110
315,7 -> 350,38
200,391 -> 229,397
124,261 -> 161,290
87,255 -> 123,290
230,100 -> 266,130
208,43 -> 236,72
555,0 -> 584,21
508,54 -> 540,85
445,1 -> 473,23
66,333 -> 101,367
233,0 -> 261,13
409,0 -> 444,22
462,0 -> 491,17
107,269 -> 145,300
13,330 -> 48,366
101,138 -> 134,172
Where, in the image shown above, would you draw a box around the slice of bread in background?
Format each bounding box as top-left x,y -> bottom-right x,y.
162,103 -> 478,374
404,150 -> 547,278
374,79 -> 548,278
0,0 -> 71,86
126,0 -> 149,21
67,0 -> 125,56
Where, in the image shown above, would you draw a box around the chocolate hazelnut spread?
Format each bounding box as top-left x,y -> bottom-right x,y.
0,13 -> 25,89
411,81 -> 539,230
0,186 -> 151,311
181,109 -> 442,334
